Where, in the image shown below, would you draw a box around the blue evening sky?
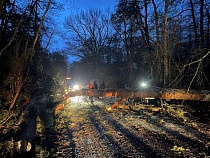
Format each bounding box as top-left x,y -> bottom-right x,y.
48,0 -> 117,54
71,0 -> 117,11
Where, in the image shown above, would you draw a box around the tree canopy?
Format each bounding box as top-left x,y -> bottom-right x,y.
65,0 -> 210,90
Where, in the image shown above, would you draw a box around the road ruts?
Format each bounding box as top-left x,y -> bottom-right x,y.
54,98 -> 210,158
55,101 -> 119,158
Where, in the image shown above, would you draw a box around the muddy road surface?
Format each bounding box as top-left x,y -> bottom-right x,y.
51,97 -> 210,158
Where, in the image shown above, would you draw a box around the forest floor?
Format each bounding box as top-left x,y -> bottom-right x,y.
1,96 -> 210,158
48,96 -> 210,158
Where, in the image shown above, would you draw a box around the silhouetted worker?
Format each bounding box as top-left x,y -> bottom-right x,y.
88,83 -> 94,89
94,81 -> 98,89
99,81 -> 105,89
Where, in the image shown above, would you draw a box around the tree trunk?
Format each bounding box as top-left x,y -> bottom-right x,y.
152,0 -> 162,85
163,0 -> 169,87
66,88 -> 210,102
206,8 -> 210,49
144,0 -> 150,48
190,0 -> 198,47
200,0 -> 204,49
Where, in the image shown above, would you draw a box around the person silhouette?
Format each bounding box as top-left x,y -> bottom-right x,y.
94,81 -> 98,89
99,81 -> 105,89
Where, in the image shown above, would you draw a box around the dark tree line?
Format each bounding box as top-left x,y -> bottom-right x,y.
66,0 -> 210,90
0,0 -> 67,124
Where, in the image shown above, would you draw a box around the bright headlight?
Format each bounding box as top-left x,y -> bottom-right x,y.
141,82 -> 147,87
140,81 -> 148,88
73,84 -> 80,90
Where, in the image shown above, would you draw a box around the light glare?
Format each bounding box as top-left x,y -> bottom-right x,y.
73,84 -> 79,90
141,82 -> 147,87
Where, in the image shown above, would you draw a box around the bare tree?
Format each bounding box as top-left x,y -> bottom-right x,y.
65,8 -> 113,76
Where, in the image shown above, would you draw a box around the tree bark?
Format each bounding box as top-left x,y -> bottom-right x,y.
190,0 -> 198,46
200,0 -> 204,49
163,0 -> 169,87
66,88 -> 210,102
152,0 -> 162,84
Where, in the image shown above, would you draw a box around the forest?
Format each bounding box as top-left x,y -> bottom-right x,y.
0,0 -> 210,157
67,0 -> 210,90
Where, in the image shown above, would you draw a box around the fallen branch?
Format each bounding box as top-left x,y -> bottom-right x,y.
106,98 -> 126,111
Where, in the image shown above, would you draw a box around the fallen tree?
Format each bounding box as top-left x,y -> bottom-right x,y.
66,88 -> 210,101
65,88 -> 210,110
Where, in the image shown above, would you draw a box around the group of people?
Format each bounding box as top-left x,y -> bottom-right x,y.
86,81 -> 106,103
87,81 -> 106,90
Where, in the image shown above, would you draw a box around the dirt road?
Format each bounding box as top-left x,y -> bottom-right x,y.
53,97 -> 210,158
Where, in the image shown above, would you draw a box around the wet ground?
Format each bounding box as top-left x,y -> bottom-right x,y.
48,96 -> 210,158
